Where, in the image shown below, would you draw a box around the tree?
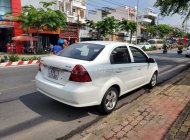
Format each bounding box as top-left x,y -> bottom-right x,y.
154,0 -> 190,23
119,19 -> 137,43
172,27 -> 185,37
156,24 -> 173,38
15,1 -> 66,34
146,25 -> 157,38
86,17 -> 118,40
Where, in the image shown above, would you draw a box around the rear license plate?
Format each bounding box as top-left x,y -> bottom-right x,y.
48,67 -> 59,80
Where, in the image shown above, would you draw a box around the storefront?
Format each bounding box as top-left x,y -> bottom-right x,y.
59,23 -> 79,45
28,28 -> 60,49
0,0 -> 23,52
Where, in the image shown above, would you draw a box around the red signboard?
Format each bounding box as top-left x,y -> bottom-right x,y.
183,36 -> 187,45
60,24 -> 79,39
12,0 -> 23,36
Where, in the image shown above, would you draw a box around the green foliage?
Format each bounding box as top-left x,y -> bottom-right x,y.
15,1 -> 66,32
172,27 -> 185,37
9,54 -> 20,62
154,0 -> 190,23
146,24 -> 185,38
142,46 -> 157,51
86,17 -> 118,39
119,19 -> 137,43
156,24 -> 173,38
21,57 -> 29,61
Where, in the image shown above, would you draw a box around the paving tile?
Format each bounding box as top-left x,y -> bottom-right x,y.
121,121 -> 129,127
104,131 -> 115,139
125,130 -> 136,138
112,125 -> 123,133
122,125 -> 132,133
115,130 -> 126,139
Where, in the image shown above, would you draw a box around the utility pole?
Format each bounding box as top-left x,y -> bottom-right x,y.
136,0 -> 140,45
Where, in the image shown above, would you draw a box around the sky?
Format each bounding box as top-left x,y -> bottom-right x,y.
87,0 -> 189,29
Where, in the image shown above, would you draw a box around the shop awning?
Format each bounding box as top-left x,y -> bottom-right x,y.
12,35 -> 38,41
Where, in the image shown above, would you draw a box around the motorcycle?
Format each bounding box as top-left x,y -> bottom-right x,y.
177,45 -> 183,54
163,44 -> 168,54
177,48 -> 183,54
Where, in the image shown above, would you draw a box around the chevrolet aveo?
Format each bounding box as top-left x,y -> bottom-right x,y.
36,41 -> 158,114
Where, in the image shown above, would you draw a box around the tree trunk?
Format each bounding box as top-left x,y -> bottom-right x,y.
130,31 -> 133,43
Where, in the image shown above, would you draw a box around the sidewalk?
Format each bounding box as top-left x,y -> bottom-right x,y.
69,68 -> 190,140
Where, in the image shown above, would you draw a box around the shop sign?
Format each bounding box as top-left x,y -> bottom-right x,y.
0,15 -> 13,21
80,30 -> 91,38
60,25 -> 78,38
28,27 -> 60,34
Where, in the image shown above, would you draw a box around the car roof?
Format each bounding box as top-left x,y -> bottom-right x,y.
80,41 -> 134,46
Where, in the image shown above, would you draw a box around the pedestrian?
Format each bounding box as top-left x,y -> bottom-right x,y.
51,44 -> 62,54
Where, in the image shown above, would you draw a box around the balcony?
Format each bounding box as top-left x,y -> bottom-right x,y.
143,8 -> 158,18
138,18 -> 152,24
72,0 -> 86,9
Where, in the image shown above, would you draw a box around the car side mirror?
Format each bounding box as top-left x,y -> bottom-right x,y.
148,58 -> 155,63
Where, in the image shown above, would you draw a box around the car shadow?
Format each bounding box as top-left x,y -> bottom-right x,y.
20,91 -> 100,122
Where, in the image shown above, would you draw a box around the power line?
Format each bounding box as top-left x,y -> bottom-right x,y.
87,0 -> 132,15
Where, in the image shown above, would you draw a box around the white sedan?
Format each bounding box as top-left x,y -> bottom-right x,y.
137,42 -> 151,49
36,41 -> 158,114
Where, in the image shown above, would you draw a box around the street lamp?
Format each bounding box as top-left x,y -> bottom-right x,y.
136,0 -> 140,45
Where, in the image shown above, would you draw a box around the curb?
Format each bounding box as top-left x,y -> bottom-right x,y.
0,60 -> 40,68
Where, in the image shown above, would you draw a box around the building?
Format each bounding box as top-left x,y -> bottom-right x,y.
0,0 -> 23,52
23,0 -> 87,45
87,6 -> 137,42
138,8 -> 158,41
88,6 -> 136,22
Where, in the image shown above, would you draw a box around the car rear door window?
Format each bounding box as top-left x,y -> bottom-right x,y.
110,46 -> 131,64
129,46 -> 148,63
58,43 -> 104,61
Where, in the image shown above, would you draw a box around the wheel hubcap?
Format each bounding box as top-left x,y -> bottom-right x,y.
151,74 -> 157,86
105,91 -> 117,110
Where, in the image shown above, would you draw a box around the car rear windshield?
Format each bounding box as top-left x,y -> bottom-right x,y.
58,43 -> 105,61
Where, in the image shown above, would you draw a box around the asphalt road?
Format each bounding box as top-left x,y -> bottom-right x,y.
0,49 -> 190,140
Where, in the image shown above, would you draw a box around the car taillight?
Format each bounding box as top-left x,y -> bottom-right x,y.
69,65 -> 92,82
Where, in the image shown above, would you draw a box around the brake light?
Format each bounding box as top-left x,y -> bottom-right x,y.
69,65 -> 92,82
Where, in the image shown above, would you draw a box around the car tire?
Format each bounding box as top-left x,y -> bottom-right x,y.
99,87 -> 118,115
147,72 -> 157,89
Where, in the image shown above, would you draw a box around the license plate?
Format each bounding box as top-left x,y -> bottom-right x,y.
48,67 -> 59,80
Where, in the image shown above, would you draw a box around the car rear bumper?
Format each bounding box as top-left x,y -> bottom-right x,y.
35,72 -> 100,107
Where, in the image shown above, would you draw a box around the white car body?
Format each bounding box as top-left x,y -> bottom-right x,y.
36,41 -> 158,108
136,42 -> 151,49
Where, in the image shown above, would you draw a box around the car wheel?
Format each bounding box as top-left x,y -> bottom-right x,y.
147,72 -> 157,89
99,87 -> 118,115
